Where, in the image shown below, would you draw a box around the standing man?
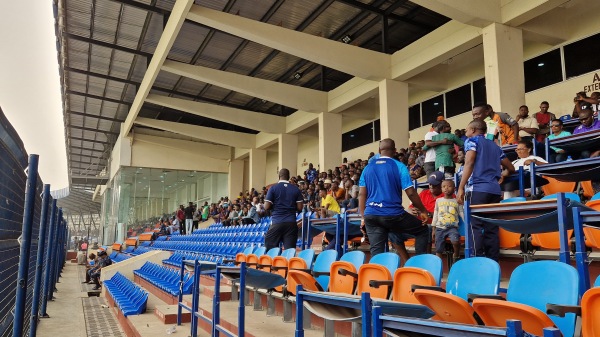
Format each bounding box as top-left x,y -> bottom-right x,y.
532,101 -> 556,143
472,103 -> 520,146
457,119 -> 515,261
264,169 -> 304,250
184,202 -> 195,235
359,138 -> 429,256
177,205 -> 185,235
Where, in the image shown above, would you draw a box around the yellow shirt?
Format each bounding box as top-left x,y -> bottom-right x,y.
321,194 -> 341,214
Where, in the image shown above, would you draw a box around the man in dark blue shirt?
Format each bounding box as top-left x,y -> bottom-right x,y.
264,168 -> 304,250
457,119 -> 515,261
359,138 -> 430,256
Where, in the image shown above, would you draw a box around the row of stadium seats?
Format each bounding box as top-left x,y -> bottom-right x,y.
134,262 -> 194,296
104,272 -> 148,317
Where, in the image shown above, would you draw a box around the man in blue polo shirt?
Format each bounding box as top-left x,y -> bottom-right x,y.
457,119 -> 515,261
359,138 -> 429,256
264,168 -> 304,250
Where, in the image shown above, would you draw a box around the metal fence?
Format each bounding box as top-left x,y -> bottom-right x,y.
0,109 -> 67,337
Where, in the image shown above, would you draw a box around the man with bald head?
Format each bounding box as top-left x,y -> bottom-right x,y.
359,138 -> 430,256
264,168 -> 304,250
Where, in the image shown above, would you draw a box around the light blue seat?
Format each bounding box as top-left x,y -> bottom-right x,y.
595,275 -> 600,287
369,252 -> 400,275
591,192 -> 600,201
404,254 -> 443,286
446,257 -> 500,300
265,247 -> 280,259
280,247 -> 296,260
502,197 -> 526,203
296,249 -> 315,270
473,261 -> 579,337
542,192 -> 581,203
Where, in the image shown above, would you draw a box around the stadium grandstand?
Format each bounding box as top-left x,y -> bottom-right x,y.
4,1 -> 600,337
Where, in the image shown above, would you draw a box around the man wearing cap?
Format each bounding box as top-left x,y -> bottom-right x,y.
264,168 -> 304,250
389,171 -> 446,259
359,138 -> 429,256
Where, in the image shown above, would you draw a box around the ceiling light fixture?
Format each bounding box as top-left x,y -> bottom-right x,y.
342,35 -> 352,44
293,72 -> 303,80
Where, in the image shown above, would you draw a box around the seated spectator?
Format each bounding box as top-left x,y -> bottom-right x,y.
573,91 -> 600,118
242,197 -> 261,225
573,107 -> 600,158
82,253 -> 97,284
342,179 -> 358,210
330,180 -> 345,203
516,105 -> 539,143
222,204 -> 239,226
316,187 -> 340,219
547,119 -> 571,163
90,250 -> 112,290
504,140 -> 547,199
407,154 -> 423,180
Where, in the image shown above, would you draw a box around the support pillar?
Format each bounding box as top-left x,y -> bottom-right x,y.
379,79 -> 409,146
228,160 -> 244,199
482,23 -> 525,112
249,148 -> 267,191
318,112 -> 342,172
278,134 -> 298,177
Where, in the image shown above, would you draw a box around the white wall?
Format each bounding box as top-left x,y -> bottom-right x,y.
265,151 -> 278,185
297,134 -> 319,176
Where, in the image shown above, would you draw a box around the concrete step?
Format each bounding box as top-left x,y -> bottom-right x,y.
154,304 -> 191,324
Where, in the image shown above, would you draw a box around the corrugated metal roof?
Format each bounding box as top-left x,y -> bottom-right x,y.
56,0 -> 449,192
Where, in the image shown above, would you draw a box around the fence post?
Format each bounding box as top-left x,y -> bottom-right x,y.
40,200 -> 57,318
49,209 -> 63,300
29,184 -> 51,337
12,154 -> 39,337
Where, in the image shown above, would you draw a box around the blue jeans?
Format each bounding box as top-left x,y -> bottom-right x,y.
364,213 -> 429,256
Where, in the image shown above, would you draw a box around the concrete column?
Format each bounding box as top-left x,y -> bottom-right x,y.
379,79 -> 409,146
228,160 -> 244,199
318,113 -> 342,172
249,148 -> 267,190
482,23 -> 525,112
278,134 -> 298,177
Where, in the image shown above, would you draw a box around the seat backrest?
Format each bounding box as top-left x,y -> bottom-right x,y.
296,249 -> 315,269
446,257 -> 500,300
501,197 -> 526,203
581,287 -> 600,337
595,275 -> 600,287
508,261 -> 579,337
242,246 -> 255,255
312,250 -> 339,291
253,246 -> 266,256
540,176 -> 577,196
340,251 -> 366,272
586,199 -> 600,211
541,192 -> 581,203
404,255 -> 443,286
392,267 -> 436,303
369,252 -> 400,275
266,247 -> 281,258
592,192 -> 600,201
280,248 -> 296,260
357,264 -> 392,299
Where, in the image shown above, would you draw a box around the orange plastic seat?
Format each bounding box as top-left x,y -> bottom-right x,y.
540,176 -> 576,195
391,267 -> 436,304
530,230 -> 573,249
257,255 -> 274,272
285,257 -> 310,296
234,252 -> 248,264
271,256 -> 290,292
356,264 -> 392,300
413,289 -> 477,324
472,299 -> 556,336
582,287 -> 600,337
138,233 -> 153,241
328,261 -> 358,295
246,254 -> 260,269
111,243 -> 122,251
287,270 -> 322,293
582,181 -> 595,199
498,228 -> 521,249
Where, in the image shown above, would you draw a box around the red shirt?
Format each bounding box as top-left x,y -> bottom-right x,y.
409,189 -> 447,224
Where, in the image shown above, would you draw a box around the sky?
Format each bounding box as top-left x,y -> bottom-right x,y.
0,2 -> 69,189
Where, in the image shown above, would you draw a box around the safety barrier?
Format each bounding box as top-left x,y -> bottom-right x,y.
0,108 -> 67,337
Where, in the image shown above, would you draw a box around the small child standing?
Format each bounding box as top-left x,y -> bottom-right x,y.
432,180 -> 464,262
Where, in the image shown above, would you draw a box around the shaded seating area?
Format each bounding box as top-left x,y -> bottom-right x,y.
104,272 -> 149,317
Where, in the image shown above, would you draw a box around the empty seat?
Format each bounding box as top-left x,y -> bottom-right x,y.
356,253 -> 400,299
104,272 -> 148,317
473,261 -> 579,337
328,251 -> 366,294
287,250 -> 338,295
414,257 -> 500,324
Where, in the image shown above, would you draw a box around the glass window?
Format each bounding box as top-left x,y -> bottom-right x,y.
472,78 -> 486,105
409,105 -> 421,130
342,122 -> 375,152
421,95 -> 444,127
564,33 -> 600,79
524,49 -> 562,92
445,84 -> 471,118
373,120 -> 381,141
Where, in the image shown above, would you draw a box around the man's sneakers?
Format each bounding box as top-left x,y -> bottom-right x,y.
92,286 -> 101,290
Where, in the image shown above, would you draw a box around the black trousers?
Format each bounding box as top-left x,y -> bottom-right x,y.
264,222 -> 297,251
467,191 -> 502,261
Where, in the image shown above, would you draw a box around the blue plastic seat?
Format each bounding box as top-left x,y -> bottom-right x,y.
287,249 -> 339,294
369,252 -> 400,275
473,261 -> 579,337
328,251 -> 365,294
413,257 -> 501,325
591,192 -> 600,201
502,197 -> 526,203
542,192 -> 581,203
404,254 -> 443,286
